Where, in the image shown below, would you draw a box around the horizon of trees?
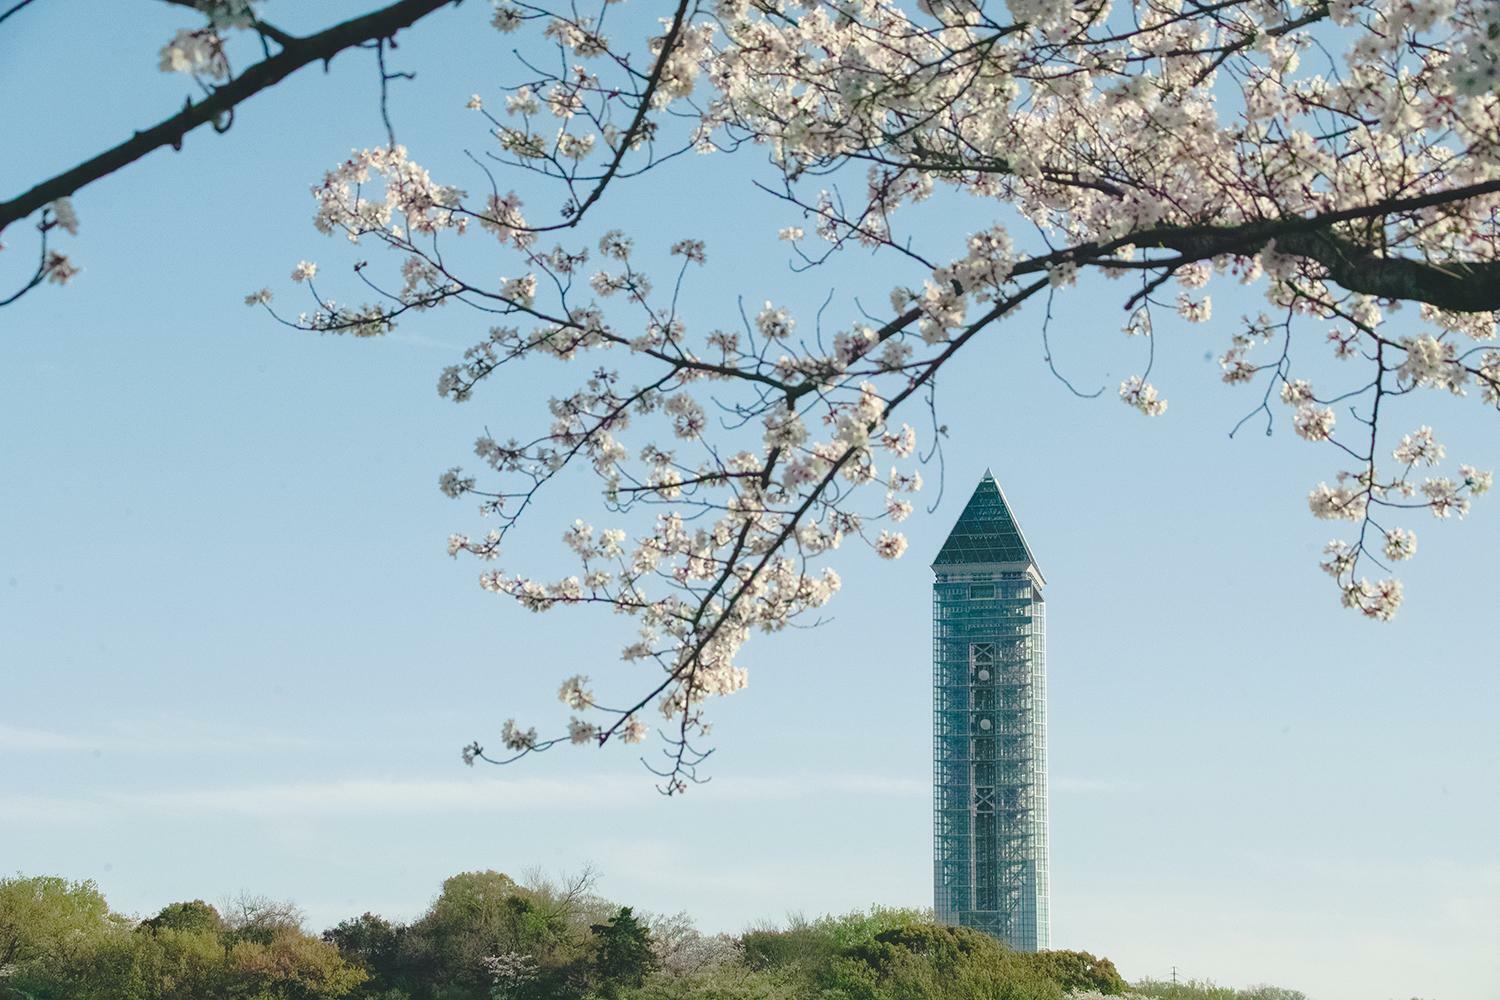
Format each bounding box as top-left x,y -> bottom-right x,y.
0,870 -> 1310,1000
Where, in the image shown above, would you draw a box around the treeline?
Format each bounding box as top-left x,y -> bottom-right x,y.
1129,985 -> 1308,1000
0,872 -> 1298,1000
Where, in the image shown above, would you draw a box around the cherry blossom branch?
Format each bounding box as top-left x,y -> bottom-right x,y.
0,0 -> 459,235
0,203 -> 76,304
247,0 -> 1499,785
548,0 -> 694,229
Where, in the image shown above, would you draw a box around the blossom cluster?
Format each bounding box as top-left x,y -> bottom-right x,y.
257,0 -> 1499,782
156,2 -> 258,81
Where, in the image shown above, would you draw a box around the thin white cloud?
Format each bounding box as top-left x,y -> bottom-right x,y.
0,724 -> 88,750
0,793 -> 101,825
114,775 -> 643,816
97,720 -> 321,754
0,719 -> 319,755
714,773 -> 926,800
0,770 -> 929,826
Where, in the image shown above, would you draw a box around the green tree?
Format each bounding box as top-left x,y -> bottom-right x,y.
0,876 -> 116,966
835,923 -> 1064,1000
226,929 -> 368,999
736,914 -> 1145,1000
0,878 -> 368,1000
131,924 -> 231,1000
222,895 -> 307,947
140,900 -> 223,937
399,871 -> 591,1000
588,908 -> 657,998
739,907 -> 926,981
1235,988 -> 1307,1000
1030,949 -> 1128,994
324,913 -> 407,998
0,875 -> 133,1000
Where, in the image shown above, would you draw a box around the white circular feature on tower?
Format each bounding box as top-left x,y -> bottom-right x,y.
979,718 -> 992,731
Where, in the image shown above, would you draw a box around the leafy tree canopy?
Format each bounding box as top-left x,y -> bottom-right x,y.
0,872 -> 1309,1000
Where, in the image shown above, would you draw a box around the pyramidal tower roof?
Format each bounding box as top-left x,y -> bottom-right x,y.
932,470 -> 1042,578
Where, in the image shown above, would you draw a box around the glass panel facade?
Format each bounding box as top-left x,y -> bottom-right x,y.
932,473 -> 1049,952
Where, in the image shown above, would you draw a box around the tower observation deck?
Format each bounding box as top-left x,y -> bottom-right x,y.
931,471 -> 1050,951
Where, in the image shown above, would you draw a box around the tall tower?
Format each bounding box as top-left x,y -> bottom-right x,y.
931,471 -> 1050,951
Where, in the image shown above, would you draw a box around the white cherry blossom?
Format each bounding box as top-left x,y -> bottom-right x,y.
250,0 -> 1500,786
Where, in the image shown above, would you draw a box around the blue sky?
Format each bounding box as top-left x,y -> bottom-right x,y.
2,6 -> 1497,1000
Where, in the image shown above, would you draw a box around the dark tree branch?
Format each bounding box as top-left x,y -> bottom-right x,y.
524,0 -> 695,232
1269,230 -> 1500,313
0,0 -> 39,29
0,0 -> 461,235
1112,178 -> 1500,312
0,223 -> 52,307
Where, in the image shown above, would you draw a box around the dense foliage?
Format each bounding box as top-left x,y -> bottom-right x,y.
0,876 -> 365,1000
0,872 -> 1311,1000
0,871 -> 1309,1000
738,914 -> 1127,999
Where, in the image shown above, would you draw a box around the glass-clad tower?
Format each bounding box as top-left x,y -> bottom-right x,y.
932,471 -> 1049,951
